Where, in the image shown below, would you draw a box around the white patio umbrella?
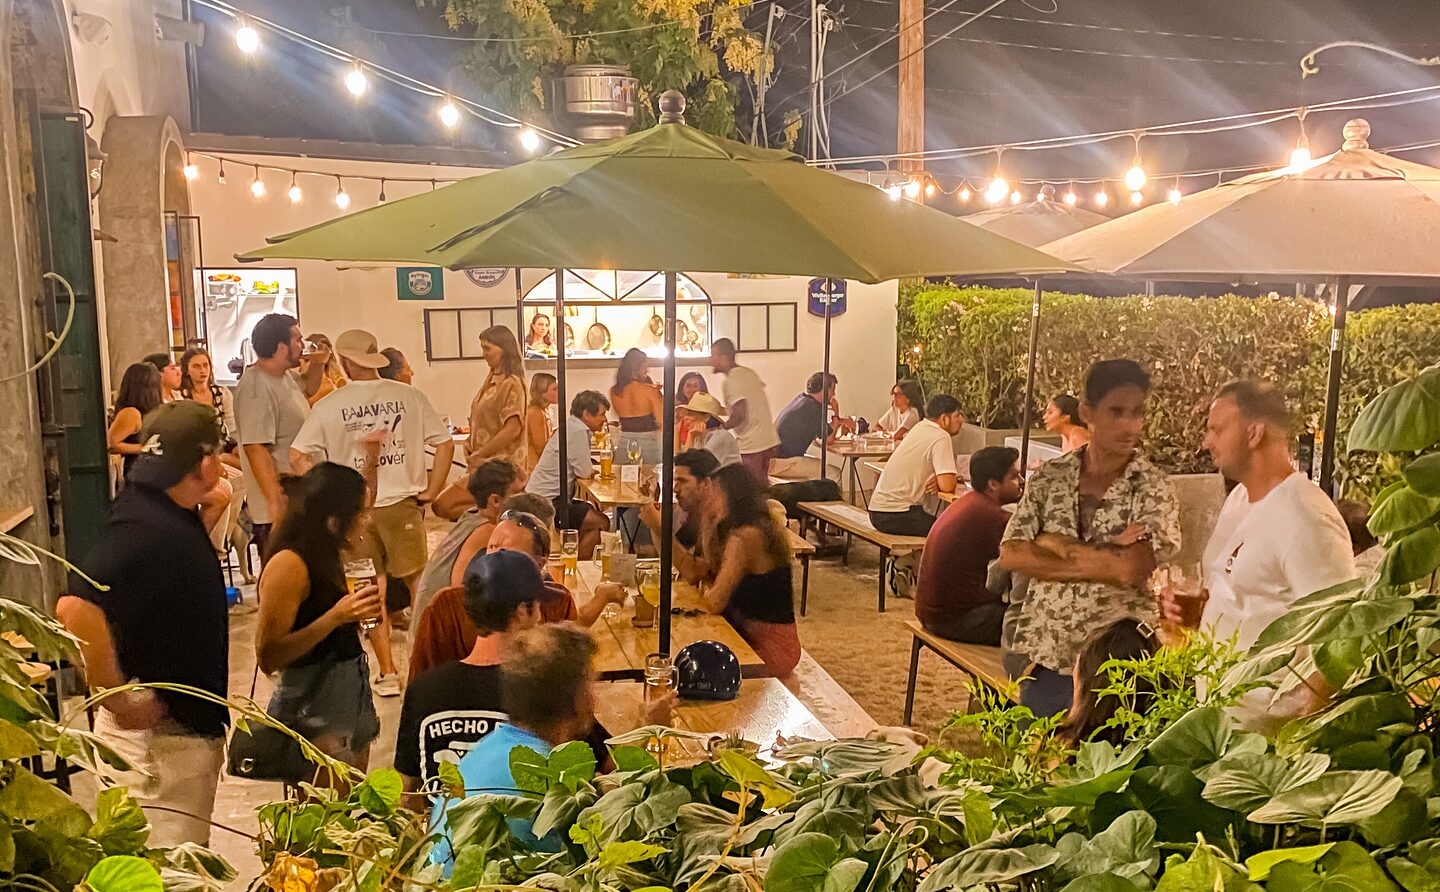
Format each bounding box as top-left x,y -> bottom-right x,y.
1045,118 -> 1440,492
964,184 -> 1111,465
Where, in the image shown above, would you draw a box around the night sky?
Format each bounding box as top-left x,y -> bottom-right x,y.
193,1 -> 1440,190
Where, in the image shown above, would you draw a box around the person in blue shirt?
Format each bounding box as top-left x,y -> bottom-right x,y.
429,605 -> 600,871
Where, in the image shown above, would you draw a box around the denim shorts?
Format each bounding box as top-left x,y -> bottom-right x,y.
268,654 -> 380,757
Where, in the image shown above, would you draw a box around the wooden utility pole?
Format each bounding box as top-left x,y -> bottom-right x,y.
897,0 -> 925,196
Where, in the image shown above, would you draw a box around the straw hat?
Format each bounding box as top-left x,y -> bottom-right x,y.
682,392 -> 726,419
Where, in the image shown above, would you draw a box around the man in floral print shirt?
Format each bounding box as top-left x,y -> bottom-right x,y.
999,359 -> 1181,717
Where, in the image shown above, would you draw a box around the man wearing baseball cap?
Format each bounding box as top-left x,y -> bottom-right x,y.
57,401 -> 230,847
678,391 -> 740,468
291,329 -> 454,697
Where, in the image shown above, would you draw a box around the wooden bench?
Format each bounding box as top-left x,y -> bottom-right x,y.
903,619 -> 1013,725
786,528 -> 817,616
797,501 -> 925,612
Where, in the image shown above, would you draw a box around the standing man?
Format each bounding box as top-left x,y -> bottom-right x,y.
1168,380 -> 1354,729
291,329 -> 454,697
868,394 -> 966,535
57,402 -> 229,846
771,372 -> 852,480
143,352 -> 183,403
915,446 -> 1023,645
999,359 -> 1180,717
526,390 -> 612,557
711,338 -> 780,486
234,313 -> 324,558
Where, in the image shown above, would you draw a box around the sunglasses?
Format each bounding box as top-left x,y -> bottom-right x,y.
499,509 -> 544,534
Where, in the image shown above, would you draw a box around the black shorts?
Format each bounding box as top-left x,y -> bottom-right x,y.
552,497 -> 593,530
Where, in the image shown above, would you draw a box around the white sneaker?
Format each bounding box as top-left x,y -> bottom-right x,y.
373,673 -> 402,698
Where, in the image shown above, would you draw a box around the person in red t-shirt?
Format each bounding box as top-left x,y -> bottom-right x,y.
915,446 -> 1023,644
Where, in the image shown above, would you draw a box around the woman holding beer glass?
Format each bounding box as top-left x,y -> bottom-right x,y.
255,459 -> 382,776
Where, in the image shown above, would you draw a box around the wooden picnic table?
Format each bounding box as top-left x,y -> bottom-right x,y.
577,475 -> 652,509
808,439 -> 894,507
596,677 -> 833,764
574,562 -> 763,679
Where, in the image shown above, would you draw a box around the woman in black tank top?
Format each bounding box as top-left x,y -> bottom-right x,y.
255,460 -> 384,775
700,465 -> 801,677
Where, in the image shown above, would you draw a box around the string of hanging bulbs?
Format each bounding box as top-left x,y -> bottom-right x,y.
180,151 -> 482,210
194,0 -> 574,152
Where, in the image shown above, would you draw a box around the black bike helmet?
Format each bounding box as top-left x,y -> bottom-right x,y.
675,640 -> 741,701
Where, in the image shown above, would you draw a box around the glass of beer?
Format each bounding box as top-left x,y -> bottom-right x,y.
644,652 -> 677,702
1158,563 -> 1206,632
343,558 -> 381,632
599,448 -> 614,479
561,530 -> 579,582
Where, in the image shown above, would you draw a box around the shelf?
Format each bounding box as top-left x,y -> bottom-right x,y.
0,506 -> 33,535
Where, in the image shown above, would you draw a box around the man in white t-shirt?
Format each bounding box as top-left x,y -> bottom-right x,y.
869,394 -> 965,536
711,338 -> 779,486
1165,380 -> 1354,730
291,329 -> 454,696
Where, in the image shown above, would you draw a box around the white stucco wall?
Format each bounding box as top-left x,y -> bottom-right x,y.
64,0 -> 190,134
187,152 -> 900,425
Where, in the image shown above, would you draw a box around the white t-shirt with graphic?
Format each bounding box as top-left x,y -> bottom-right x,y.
291,378 -> 450,507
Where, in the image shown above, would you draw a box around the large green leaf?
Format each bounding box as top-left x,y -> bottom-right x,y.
87,788 -> 150,855
598,839 -> 667,871
1371,487 -> 1440,536
355,767 -> 403,815
1053,811 -> 1159,884
0,763 -> 81,822
1254,593 -> 1412,651
918,844 -> 1059,892
1061,876 -> 1144,892
1315,638 -> 1366,690
1299,693 -> 1415,751
1387,851 -> 1440,892
1405,453 -> 1440,497
0,717 -> 38,759
1266,841 -> 1399,891
1094,766 -> 1234,844
84,855 -> 165,892
1358,789 -> 1429,847
1145,707 -> 1231,770
765,833 -> 866,892
1154,845 -> 1259,892
163,843 -> 236,885
1380,526 -> 1440,586
1202,752 -> 1331,813
1245,844 -> 1334,881
717,749 -> 794,809
1348,365 -> 1440,454
1248,770 -> 1404,826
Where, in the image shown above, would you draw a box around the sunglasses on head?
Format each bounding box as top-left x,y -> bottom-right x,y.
499,509 -> 544,534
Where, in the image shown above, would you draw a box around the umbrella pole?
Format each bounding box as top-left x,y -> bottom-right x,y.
660,271 -> 678,655
820,278 -> 833,485
1319,275 -> 1350,498
555,269 -> 569,529
1019,280 -> 1043,471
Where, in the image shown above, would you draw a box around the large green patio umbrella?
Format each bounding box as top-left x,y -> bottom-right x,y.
241,93 -> 1076,654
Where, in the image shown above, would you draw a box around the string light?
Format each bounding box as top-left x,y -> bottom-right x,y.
1123,133 -> 1148,192
287,172 -> 302,203
235,16 -> 259,54
885,184 -> 902,201
378,178 -> 388,203
183,154 -> 199,181
438,97 -> 461,129
249,167 -> 266,198
519,128 -> 542,154
334,176 -> 351,210
924,181 -> 936,198
958,181 -> 972,203
1063,182 -> 1078,206
983,149 -> 1009,204
903,179 -> 922,200
1009,189 -> 1023,204
217,160 -> 227,185
1167,179 -> 1182,204
1289,108 -> 1312,169
344,61 -> 369,97
1129,190 -> 1143,205
1094,188 -> 1109,207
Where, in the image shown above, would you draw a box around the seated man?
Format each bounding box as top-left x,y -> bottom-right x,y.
915,446 -> 1023,645
408,507 -> 626,680
395,550 -> 543,797
770,372 -> 851,480
413,460 -> 526,627
868,394 -> 966,536
639,449 -> 720,585
526,390 -> 611,556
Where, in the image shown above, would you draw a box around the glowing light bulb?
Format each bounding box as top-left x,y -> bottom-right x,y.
984,176 -> 1009,204
1010,189 -> 1022,204
519,128 -> 541,154
438,99 -> 461,129
1167,186 -> 1182,205
1124,163 -> 1147,192
1290,144 -> 1313,169
235,19 -> 259,54
1094,190 -> 1109,207
287,183 -> 302,203
958,185 -> 972,203
344,63 -> 368,97
924,182 -> 936,197
250,175 -> 266,198
885,184 -> 902,201
217,161 -> 227,185
334,182 -> 351,210
903,180 -> 921,200
1130,190 -> 1143,206
183,160 -> 199,181
1063,189 -> 1077,206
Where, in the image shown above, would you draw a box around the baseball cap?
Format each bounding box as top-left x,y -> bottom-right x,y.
334,329 -> 390,369
683,392 -> 726,419
127,401 -> 225,489
462,549 -> 546,608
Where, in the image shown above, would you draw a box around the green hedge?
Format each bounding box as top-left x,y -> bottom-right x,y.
899,285 -> 1440,490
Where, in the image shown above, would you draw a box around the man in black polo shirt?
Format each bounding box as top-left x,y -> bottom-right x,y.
771,372 -> 851,480
57,401 -> 229,847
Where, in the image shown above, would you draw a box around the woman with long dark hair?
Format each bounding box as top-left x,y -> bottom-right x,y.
180,347 -> 237,439
255,460 -> 384,775
875,379 -> 924,438
108,362 -> 163,478
1055,618 -> 1156,747
700,464 -> 800,677
1044,393 -> 1091,454
611,348 -> 662,464
178,347 -> 241,552
525,313 -> 554,356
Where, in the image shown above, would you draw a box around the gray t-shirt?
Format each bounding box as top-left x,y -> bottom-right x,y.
235,367 -> 310,523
